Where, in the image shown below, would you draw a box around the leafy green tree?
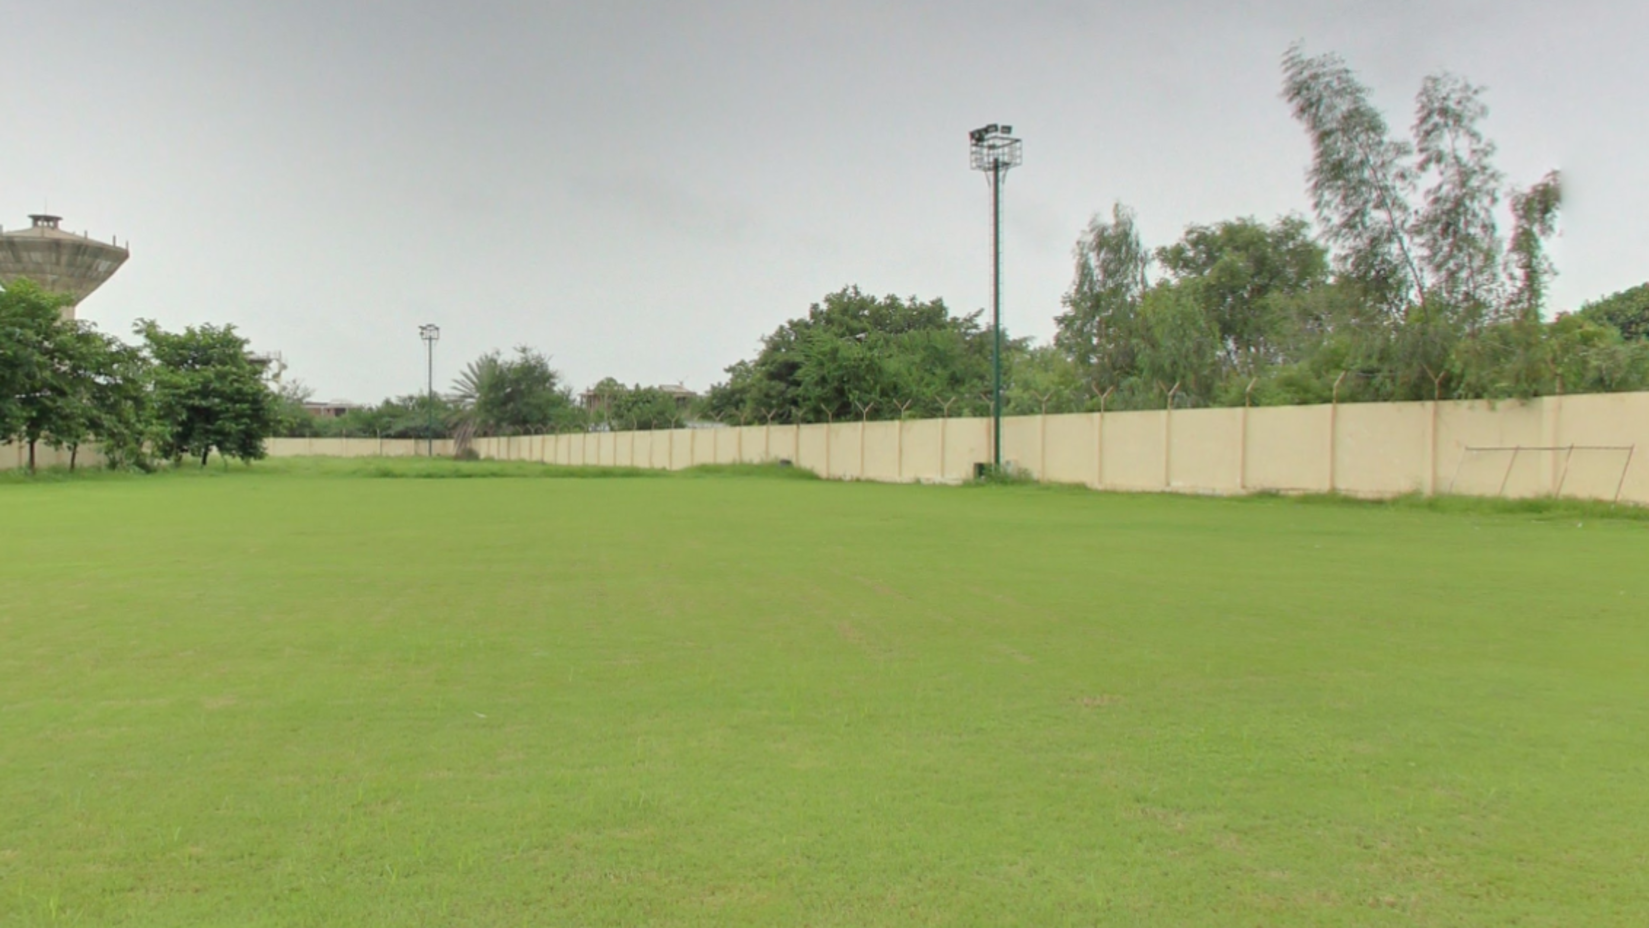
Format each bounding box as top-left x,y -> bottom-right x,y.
45,327 -> 154,470
451,347 -> 580,437
82,336 -> 156,470
348,393 -> 457,439
792,330 -> 893,419
1135,280 -> 1224,405
272,380 -> 317,437
1545,314 -> 1649,393
139,320 -> 279,466
0,281 -> 79,470
1,280 -> 155,471
586,379 -> 690,430
1002,344 -> 1088,414
706,286 -> 998,423
619,387 -> 685,429
1449,312 -> 1550,399
1577,283 -> 1649,341
1155,216 -> 1330,370
1055,212 -> 1332,406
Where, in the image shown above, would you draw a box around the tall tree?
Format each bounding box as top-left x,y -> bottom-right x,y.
1282,45 -> 1425,315
1285,45 -> 1562,325
1054,203 -> 1151,382
1411,73 -> 1505,318
1504,171 -> 1563,323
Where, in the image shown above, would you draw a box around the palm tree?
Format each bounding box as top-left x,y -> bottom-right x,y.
449,351 -> 503,451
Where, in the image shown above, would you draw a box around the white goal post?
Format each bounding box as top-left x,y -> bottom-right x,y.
1448,445 -> 1636,503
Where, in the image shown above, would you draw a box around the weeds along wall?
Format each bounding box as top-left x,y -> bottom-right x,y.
454,392 -> 1649,505
7,393 -> 1646,504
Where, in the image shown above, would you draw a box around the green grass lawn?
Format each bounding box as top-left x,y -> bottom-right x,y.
2,461 -> 1647,925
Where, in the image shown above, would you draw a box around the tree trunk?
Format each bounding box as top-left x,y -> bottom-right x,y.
70,444 -> 78,472
27,440 -> 36,474
201,448 -> 211,468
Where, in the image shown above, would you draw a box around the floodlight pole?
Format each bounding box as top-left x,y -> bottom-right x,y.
970,124 -> 1022,471
419,324 -> 441,457
991,159 -> 1003,471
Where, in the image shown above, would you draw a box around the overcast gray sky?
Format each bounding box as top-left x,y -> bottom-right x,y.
4,1 -> 1644,402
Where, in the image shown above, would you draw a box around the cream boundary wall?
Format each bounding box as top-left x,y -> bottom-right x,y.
1,443 -> 106,471
8,393 -> 1645,504
264,437 -> 455,458
465,393 -> 1647,505
1,437 -> 447,471
455,392 -> 1646,504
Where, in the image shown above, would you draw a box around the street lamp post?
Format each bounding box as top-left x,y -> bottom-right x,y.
969,124 -> 1022,473
419,324 -> 440,457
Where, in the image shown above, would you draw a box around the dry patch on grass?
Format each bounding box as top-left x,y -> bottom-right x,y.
1077,694 -> 1124,708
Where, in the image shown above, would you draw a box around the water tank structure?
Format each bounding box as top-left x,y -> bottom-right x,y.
0,214 -> 130,318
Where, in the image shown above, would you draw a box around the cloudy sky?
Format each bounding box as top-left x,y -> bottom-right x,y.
4,1 -> 1644,402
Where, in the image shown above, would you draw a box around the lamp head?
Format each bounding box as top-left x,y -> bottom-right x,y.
969,123 -> 1023,173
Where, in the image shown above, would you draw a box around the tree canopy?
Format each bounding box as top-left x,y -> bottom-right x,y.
704,286 -> 1010,423
450,347 -> 580,437
1,282 -> 158,471
2,281 -> 284,472
1576,283 -> 1649,343
584,379 -> 689,430
1,281 -> 81,470
1033,47 -> 1646,410
140,320 -> 280,466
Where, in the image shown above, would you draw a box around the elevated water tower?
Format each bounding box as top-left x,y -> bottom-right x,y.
0,214 -> 130,318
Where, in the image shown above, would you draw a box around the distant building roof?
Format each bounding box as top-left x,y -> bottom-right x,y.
302,400 -> 363,418
581,383 -> 698,400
